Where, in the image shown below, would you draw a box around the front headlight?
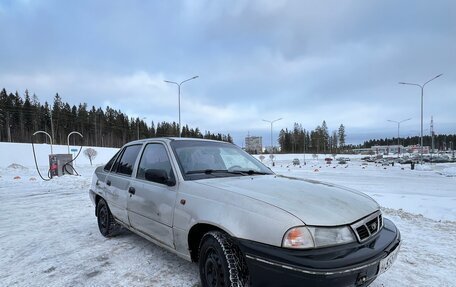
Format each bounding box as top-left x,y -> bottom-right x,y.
282,226 -> 355,249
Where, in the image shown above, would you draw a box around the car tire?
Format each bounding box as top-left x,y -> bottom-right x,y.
199,231 -> 250,287
96,198 -> 120,237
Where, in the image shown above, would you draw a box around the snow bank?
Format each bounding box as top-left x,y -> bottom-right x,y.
1,164 -> 455,286
414,164 -> 433,171
441,167 -> 456,177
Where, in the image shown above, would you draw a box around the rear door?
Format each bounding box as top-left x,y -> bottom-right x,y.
127,142 -> 178,247
105,144 -> 142,225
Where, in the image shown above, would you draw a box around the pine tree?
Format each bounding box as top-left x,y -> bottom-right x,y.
331,130 -> 338,153
23,90 -> 33,141
338,124 -> 346,148
321,121 -> 329,153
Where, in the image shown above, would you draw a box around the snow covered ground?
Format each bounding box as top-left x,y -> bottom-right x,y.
0,146 -> 455,286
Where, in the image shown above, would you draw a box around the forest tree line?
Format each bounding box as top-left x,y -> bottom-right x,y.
277,121 -> 347,154
0,89 -> 233,147
276,122 -> 455,154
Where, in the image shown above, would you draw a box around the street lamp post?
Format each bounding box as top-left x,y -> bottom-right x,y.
399,74 -> 443,164
387,118 -> 411,158
137,117 -> 146,140
262,118 -> 283,166
164,76 -> 199,137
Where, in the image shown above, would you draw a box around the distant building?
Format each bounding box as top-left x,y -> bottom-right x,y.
245,136 -> 262,154
406,145 -> 430,154
371,145 -> 405,155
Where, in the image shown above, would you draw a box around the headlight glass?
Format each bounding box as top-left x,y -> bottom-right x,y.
282,227 -> 315,249
283,226 -> 355,249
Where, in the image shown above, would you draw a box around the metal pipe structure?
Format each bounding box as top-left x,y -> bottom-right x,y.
387,118 -> 411,157
164,76 -> 199,137
33,131 -> 54,154
399,74 -> 443,164
262,118 -> 283,166
67,131 -> 83,154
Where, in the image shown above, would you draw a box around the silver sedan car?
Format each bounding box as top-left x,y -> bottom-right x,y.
89,138 -> 400,287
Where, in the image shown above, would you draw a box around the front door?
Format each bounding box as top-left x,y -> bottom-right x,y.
127,143 -> 178,248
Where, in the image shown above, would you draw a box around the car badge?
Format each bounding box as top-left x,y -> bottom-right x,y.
370,222 -> 377,231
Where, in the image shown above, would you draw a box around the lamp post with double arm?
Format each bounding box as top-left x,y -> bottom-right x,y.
399,74 -> 442,164
164,76 -> 199,137
387,118 -> 411,158
263,118 -> 283,166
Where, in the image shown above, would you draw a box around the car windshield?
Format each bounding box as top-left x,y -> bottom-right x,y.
170,140 -> 274,180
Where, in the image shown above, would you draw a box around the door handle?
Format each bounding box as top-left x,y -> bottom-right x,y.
128,187 -> 136,195
106,180 -> 111,186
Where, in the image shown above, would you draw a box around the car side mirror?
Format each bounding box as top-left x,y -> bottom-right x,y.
145,169 -> 176,186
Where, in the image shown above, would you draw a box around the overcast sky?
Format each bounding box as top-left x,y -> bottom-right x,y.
1,0 -> 455,146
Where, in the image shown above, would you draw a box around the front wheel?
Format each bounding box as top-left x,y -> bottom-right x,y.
96,198 -> 120,237
199,231 -> 250,287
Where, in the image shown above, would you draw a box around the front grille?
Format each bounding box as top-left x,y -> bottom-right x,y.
351,211 -> 383,242
356,226 -> 370,240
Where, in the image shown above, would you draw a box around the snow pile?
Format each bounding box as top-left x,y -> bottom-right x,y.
6,163 -> 28,170
441,167 -> 456,177
414,164 -> 433,171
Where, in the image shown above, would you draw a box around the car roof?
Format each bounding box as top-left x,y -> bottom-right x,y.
125,137 -> 232,146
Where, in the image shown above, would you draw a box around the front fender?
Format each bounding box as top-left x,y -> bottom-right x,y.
173,180 -> 303,254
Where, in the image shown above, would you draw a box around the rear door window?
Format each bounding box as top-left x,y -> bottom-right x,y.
115,145 -> 142,176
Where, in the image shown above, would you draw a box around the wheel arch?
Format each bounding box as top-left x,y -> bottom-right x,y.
188,222 -> 231,262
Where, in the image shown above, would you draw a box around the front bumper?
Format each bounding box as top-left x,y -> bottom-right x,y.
236,218 -> 401,287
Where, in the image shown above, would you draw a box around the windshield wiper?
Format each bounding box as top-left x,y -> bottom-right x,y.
233,170 -> 271,175
185,169 -> 271,176
186,169 -> 244,175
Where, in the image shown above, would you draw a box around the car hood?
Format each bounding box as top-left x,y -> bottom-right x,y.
195,174 -> 379,226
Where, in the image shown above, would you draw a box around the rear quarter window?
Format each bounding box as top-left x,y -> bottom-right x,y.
104,150 -> 120,172
114,145 -> 142,176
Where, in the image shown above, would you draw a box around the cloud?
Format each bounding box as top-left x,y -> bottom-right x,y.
0,0 -> 455,146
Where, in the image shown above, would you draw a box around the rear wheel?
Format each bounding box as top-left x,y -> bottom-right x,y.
199,231 -> 250,287
96,199 -> 120,237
